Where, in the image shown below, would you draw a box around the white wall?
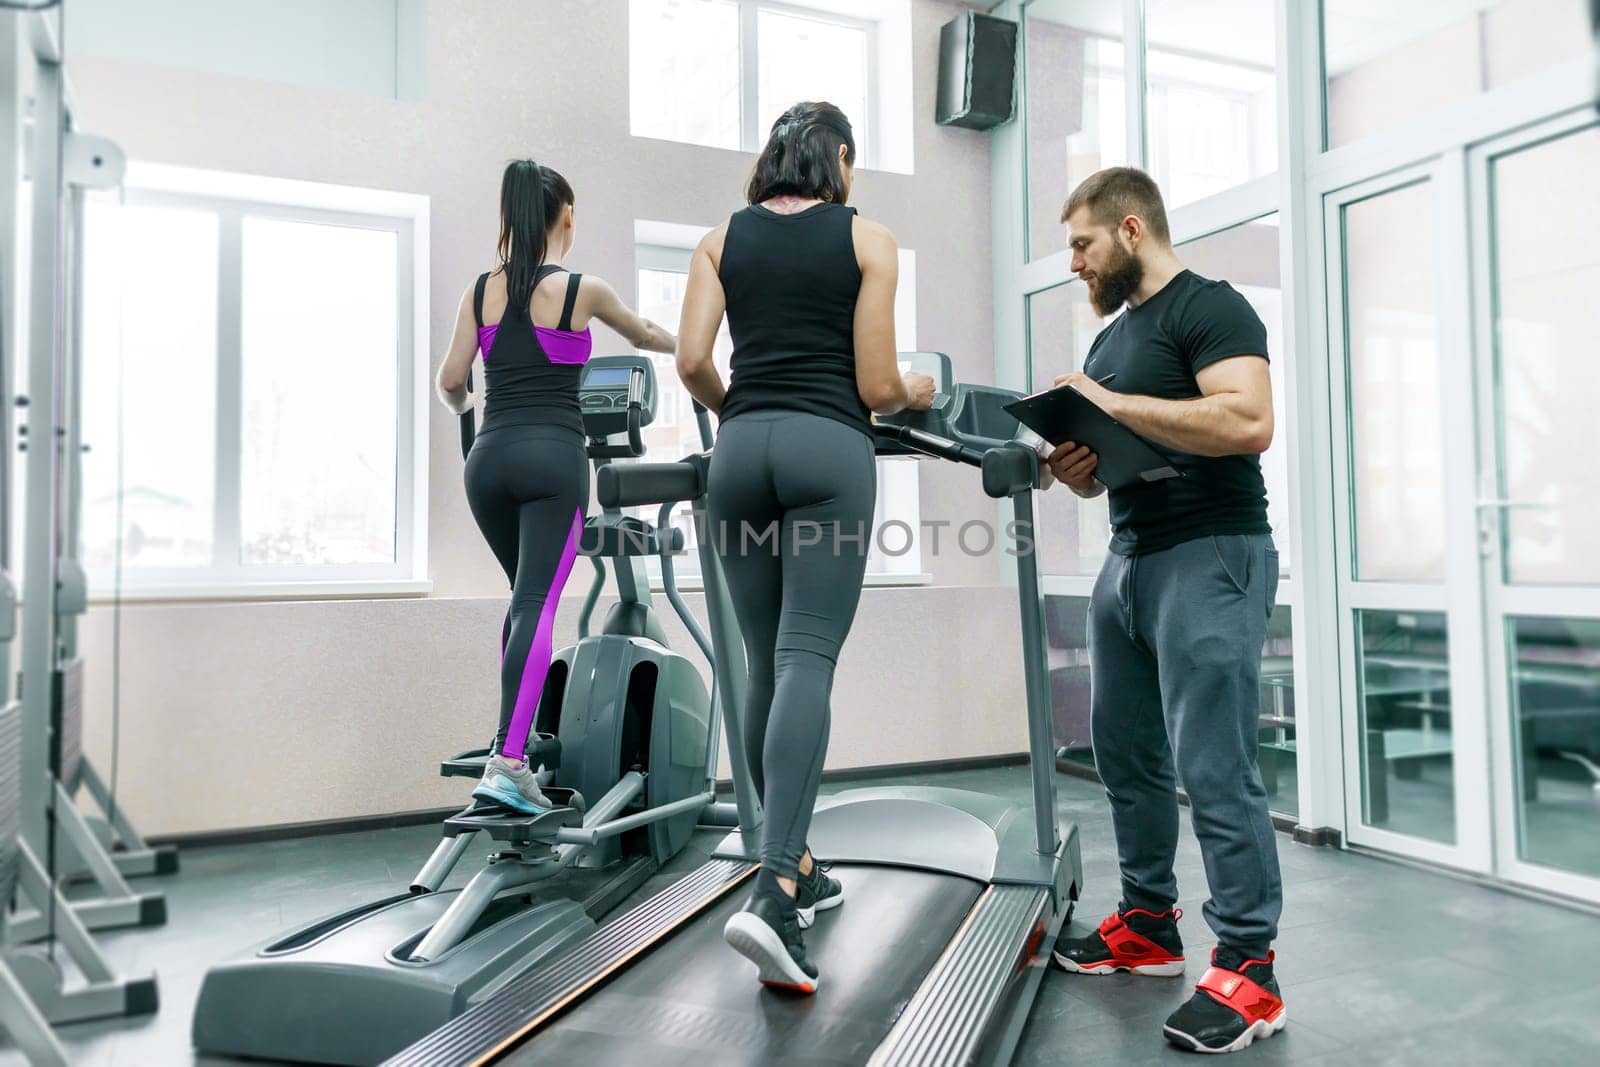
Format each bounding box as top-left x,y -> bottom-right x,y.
76,587 -> 1030,836
64,0 -> 1029,835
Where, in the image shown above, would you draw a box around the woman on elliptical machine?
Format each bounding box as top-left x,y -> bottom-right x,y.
436,159 -> 677,814
675,103 -> 936,993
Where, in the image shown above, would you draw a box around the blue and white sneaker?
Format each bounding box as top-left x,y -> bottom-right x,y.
471,754 -> 556,814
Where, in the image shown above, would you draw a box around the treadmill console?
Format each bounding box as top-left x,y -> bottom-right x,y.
878,351 -> 1022,453
895,351 -> 956,417
579,355 -> 657,439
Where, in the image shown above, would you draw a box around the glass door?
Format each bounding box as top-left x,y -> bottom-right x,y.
1473,114 -> 1600,904
1324,163 -> 1495,873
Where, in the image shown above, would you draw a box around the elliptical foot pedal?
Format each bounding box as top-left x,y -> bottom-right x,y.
444,792 -> 582,844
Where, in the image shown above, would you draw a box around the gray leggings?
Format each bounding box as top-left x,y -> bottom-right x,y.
708,411 -> 877,880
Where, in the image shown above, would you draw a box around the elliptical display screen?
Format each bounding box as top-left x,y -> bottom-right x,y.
582,367 -> 634,389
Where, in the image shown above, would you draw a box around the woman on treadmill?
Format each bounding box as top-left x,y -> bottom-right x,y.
676,103 -> 936,993
436,159 -> 677,814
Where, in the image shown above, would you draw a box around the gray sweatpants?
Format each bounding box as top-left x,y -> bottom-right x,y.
1089,532 -> 1283,955
707,410 -> 877,881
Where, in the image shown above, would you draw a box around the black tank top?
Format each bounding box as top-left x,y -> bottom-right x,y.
717,202 -> 871,437
474,264 -> 585,436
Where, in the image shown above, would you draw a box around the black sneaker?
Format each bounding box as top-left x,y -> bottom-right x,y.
1163,947 -> 1287,1054
723,887 -> 820,994
795,857 -> 843,929
1052,905 -> 1186,976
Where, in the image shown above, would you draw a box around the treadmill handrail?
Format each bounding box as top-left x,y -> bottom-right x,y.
954,430 -> 1015,454
873,424 -> 984,467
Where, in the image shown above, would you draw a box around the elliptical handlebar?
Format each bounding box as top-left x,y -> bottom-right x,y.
656,500 -> 715,667
691,400 -> 715,451
458,368 -> 476,461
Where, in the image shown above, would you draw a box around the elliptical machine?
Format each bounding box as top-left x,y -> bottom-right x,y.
192,355 -> 729,1066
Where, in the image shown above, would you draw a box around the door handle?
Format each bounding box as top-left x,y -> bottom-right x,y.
1474,499 -> 1555,559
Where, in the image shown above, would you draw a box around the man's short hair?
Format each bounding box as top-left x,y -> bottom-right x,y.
1061,166 -> 1171,244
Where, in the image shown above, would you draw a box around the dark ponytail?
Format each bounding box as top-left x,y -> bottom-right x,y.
746,102 -> 856,205
498,159 -> 576,313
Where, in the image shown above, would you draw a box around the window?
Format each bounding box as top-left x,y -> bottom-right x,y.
1356,609 -> 1457,844
1023,0 -> 1126,260
239,218 -> 400,567
1340,181 -> 1444,583
1025,0 -> 1277,250
631,223 -> 922,582
79,165 -> 429,596
1507,617 -> 1600,878
629,0 -> 914,173
81,201 -> 220,572
628,0 -> 742,151
757,8 -> 871,159
1144,0 -> 1278,209
1488,125 -> 1600,586
635,253 -> 735,463
1323,0 -> 1592,148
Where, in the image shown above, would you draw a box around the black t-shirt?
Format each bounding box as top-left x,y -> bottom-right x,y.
1082,269 -> 1270,555
717,202 -> 872,437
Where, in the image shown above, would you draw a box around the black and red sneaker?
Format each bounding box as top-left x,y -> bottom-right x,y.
1051,906 -> 1186,977
1163,947 -> 1287,1054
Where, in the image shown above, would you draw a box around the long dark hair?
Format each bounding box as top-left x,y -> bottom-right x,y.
745,102 -> 856,205
498,159 -> 575,312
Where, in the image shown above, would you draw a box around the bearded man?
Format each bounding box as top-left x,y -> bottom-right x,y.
1043,166 -> 1286,1055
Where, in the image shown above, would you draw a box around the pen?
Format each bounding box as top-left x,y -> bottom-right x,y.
1095,373 -> 1117,386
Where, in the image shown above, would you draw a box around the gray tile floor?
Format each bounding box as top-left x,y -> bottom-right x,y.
4,766 -> 1597,1065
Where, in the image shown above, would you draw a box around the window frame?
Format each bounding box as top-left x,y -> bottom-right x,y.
81,162 -> 431,601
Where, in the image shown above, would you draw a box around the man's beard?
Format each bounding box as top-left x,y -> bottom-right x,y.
1086,240 -> 1143,316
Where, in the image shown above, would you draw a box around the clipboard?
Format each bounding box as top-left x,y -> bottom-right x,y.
1003,385 -> 1182,491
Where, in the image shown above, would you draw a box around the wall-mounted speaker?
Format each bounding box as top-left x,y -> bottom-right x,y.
936,11 -> 1019,131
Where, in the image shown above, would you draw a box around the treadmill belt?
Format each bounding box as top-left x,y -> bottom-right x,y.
498,864 -> 982,1067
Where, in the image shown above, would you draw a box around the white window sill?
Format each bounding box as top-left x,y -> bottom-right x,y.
86,579 -> 434,605
863,572 -> 935,588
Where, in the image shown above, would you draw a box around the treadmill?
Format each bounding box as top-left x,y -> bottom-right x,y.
385,353 -> 1083,1067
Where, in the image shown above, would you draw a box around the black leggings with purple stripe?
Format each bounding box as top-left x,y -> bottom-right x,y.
464,424 -> 589,761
